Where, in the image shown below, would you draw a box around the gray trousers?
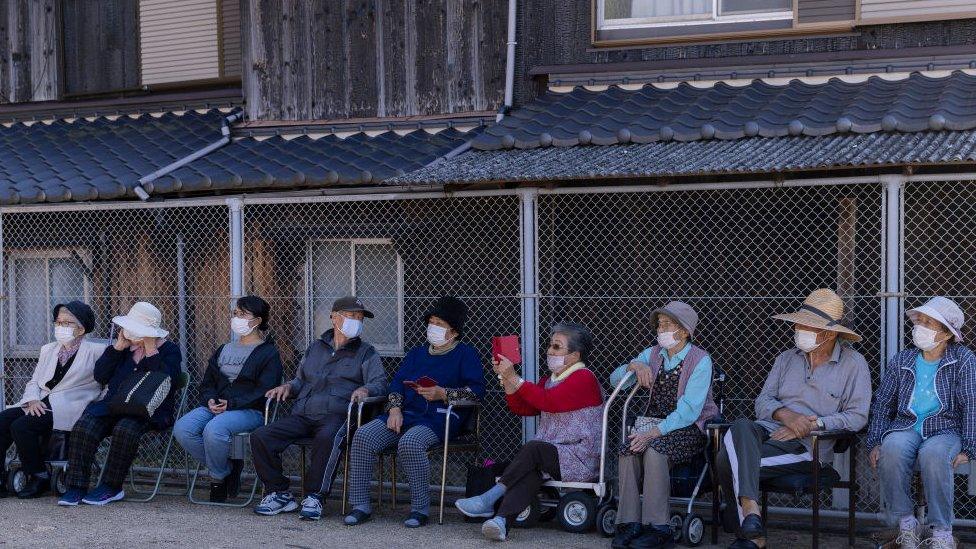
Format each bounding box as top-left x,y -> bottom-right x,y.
616,447 -> 671,526
715,418 -> 814,522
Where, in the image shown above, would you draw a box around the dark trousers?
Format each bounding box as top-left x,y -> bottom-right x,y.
496,440 -> 562,520
66,413 -> 149,491
0,406 -> 54,475
250,412 -> 347,496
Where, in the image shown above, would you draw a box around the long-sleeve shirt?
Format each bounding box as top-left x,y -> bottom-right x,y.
505,366 -> 603,416
609,343 -> 712,435
755,341 -> 872,461
87,340 -> 184,429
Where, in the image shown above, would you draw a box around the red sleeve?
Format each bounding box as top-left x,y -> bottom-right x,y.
512,370 -> 603,414
505,388 -> 540,416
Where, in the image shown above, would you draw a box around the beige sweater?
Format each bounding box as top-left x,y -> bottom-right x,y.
14,339 -> 108,431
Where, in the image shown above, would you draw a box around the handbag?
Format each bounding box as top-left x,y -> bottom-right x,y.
108,370 -> 172,419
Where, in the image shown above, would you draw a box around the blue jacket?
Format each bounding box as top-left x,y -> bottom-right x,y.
379,342 -> 485,441
866,343 -> 976,459
85,341 -> 184,430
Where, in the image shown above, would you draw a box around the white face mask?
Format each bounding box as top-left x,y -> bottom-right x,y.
794,329 -> 821,353
912,325 -> 944,351
339,316 -> 363,339
426,323 -> 452,347
231,317 -> 256,337
54,326 -> 77,344
657,330 -> 679,350
122,328 -> 144,343
546,353 -> 566,373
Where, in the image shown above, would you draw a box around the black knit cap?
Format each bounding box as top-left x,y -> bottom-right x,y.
53,301 -> 95,334
424,296 -> 468,337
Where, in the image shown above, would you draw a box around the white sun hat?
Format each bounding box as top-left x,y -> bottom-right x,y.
112,302 -> 169,339
907,296 -> 964,343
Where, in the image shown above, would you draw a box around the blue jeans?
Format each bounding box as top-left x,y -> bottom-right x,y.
878,429 -> 961,530
174,406 -> 264,480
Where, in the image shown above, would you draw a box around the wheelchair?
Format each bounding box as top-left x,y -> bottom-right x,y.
5,429 -> 71,496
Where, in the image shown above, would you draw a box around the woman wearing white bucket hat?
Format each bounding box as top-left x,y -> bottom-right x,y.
867,297 -> 976,549
58,302 -> 183,508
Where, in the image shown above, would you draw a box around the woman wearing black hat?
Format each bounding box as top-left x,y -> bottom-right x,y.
0,301 -> 107,498
344,296 -> 485,528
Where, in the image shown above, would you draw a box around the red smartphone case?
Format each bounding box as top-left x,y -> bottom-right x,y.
491,335 -> 522,364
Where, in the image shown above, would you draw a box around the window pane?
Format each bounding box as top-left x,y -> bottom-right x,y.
13,258 -> 49,347
629,0 -> 711,19
309,241 -> 352,339
354,244 -> 399,349
719,0 -> 790,15
49,257 -> 86,307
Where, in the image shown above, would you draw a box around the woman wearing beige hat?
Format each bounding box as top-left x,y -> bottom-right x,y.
607,301 -> 718,549
867,297 -> 976,549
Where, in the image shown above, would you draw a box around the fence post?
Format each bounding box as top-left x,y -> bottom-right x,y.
519,188 -> 539,443
227,197 -> 244,304
882,175 -> 906,367
0,210 -> 5,409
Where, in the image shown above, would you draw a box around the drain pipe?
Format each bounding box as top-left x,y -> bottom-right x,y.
497,0 -> 517,123
133,111 -> 245,200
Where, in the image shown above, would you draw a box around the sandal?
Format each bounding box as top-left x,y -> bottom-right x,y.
343,509 -> 372,526
403,511 -> 429,528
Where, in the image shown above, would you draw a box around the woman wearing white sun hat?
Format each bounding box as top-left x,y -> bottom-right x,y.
58,302 -> 183,508
867,297 -> 976,549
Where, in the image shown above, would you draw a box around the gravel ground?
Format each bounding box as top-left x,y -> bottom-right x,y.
0,494 -> 883,548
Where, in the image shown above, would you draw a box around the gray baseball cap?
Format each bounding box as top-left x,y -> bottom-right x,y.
331,296 -> 374,319
650,300 -> 699,338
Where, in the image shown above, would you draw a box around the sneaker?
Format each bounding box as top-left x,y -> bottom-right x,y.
481,517 -> 507,542
299,493 -> 324,521
81,485 -> 125,506
455,495 -> 496,518
921,536 -> 957,549
254,491 -> 298,516
896,527 -> 922,549
58,487 -> 86,507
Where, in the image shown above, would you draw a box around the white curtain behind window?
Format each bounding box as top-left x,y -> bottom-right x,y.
630,0 -> 711,18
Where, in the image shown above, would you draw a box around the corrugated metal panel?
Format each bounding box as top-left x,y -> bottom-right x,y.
797,0 -> 856,23
139,0 -> 220,85
220,0 -> 241,77
860,0 -> 976,21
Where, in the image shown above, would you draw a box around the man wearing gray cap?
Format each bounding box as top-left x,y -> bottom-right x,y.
250,296 -> 387,520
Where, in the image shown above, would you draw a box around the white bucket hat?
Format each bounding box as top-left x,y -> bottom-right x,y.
907,297 -> 964,343
112,302 -> 169,339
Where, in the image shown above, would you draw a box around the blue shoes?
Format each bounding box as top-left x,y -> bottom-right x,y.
81,485 -> 125,506
299,493 -> 324,521
254,491 -> 299,516
58,487 -> 86,506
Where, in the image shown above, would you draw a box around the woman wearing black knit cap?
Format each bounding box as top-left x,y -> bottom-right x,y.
0,301 -> 107,498
344,296 -> 485,528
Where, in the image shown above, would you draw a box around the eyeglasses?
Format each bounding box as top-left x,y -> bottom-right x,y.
547,342 -> 568,352
54,321 -> 78,328
232,309 -> 255,320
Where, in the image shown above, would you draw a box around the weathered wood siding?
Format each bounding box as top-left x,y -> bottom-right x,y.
242,0 -> 507,121
0,0 -> 60,103
62,0 -> 140,97
798,0 -> 856,24
860,0 -> 976,23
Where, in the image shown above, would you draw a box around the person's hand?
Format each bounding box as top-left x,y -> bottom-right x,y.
627,429 -> 659,453
492,356 -> 516,380
351,387 -> 369,403
953,452 -> 970,468
266,383 -> 292,402
23,400 -> 46,417
770,426 -> 799,441
776,409 -> 817,439
416,385 -> 447,402
627,361 -> 653,388
387,407 -> 403,434
207,399 -> 221,413
142,336 -> 159,355
869,446 -> 881,470
114,331 -> 131,351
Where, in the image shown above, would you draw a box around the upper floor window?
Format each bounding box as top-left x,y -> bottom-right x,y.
7,250 -> 90,355
598,0 -> 792,29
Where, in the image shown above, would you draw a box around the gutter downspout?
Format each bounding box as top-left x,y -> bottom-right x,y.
133,111 -> 245,201
497,0 -> 517,123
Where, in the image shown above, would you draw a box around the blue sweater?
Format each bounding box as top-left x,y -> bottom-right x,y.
379,342 -> 485,441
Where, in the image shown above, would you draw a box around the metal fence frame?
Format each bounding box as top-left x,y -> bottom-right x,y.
2,171 -> 975,526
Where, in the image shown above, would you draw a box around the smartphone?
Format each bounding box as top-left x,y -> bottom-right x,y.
416,375 -> 438,388
491,335 -> 522,364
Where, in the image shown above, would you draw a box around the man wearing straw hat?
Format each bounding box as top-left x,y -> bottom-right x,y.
716,289 -> 872,549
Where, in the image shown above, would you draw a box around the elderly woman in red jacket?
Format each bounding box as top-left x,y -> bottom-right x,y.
455,321 -> 604,542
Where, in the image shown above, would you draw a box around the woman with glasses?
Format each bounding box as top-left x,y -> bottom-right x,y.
174,295 -> 283,502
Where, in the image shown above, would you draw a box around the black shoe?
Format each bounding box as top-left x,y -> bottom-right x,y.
209,481 -> 228,503
629,525 -> 675,549
728,539 -> 761,549
737,514 -> 765,540
612,522 -> 643,548
403,511 -> 429,528
16,475 -> 50,499
226,459 -> 244,498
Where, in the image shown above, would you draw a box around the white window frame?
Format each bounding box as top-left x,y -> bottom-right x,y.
7,248 -> 92,357
303,239 -> 405,357
596,0 -> 793,30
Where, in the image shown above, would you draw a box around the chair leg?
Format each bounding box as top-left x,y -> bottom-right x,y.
812,463 -> 821,549
300,446 -> 307,497
378,456 -> 385,509
391,459 -> 398,509
849,445 -> 857,549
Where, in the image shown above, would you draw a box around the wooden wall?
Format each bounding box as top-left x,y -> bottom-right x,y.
242,0 -> 508,121
62,0 -> 140,97
0,0 -> 61,103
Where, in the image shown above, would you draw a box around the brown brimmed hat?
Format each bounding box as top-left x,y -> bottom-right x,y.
771,288 -> 861,342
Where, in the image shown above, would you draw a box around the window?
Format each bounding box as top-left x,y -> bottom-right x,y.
7,250 -> 90,354
305,240 -> 403,356
596,0 -> 795,43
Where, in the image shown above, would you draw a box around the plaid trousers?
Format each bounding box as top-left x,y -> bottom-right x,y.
66,412 -> 149,491
347,418 -> 440,513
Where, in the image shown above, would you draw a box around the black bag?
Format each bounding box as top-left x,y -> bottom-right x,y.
108,370 -> 172,419
463,460 -> 510,522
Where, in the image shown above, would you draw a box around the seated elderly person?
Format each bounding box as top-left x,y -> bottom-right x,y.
716,289 -> 871,549
867,297 -> 976,549
455,322 -> 604,542
344,297 -> 485,528
608,301 -> 717,549
0,301 -> 106,499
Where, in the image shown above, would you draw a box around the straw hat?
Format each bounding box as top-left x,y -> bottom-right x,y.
112,302 -> 169,339
771,288 -> 861,342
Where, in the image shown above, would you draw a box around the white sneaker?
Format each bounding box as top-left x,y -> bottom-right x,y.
895,527 -> 922,549
920,536 -> 956,549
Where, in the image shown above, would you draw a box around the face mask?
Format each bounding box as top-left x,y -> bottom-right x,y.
546,354 -> 566,373
54,326 -> 77,344
231,317 -> 256,337
426,323 -> 451,347
122,328 -> 144,343
794,329 -> 821,353
912,325 -> 944,351
339,316 -> 363,339
657,330 -> 679,350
